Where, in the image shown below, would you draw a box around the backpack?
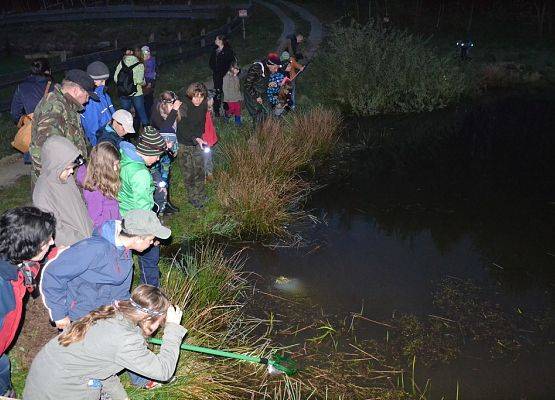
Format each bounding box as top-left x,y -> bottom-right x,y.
116,60 -> 140,97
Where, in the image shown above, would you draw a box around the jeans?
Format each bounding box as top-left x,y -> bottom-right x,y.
128,371 -> 149,387
136,245 -> 160,287
0,354 -> 11,395
119,95 -> 149,126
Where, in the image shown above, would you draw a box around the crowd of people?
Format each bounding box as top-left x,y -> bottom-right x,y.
2,31 -> 306,399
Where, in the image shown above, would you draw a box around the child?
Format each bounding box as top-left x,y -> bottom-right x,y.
32,136 -> 93,247
177,83 -> 217,208
119,126 -> 168,287
222,62 -> 243,125
76,141 -> 122,230
24,285 -> 185,400
0,207 -> 55,398
82,61 -> 115,146
266,53 -> 286,108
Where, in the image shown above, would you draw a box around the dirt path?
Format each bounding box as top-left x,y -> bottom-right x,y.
0,153 -> 30,189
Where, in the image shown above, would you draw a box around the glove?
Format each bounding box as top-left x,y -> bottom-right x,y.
166,305 -> 183,325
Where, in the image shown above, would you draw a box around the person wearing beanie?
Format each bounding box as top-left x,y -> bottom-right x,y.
141,46 -> 157,120
96,109 -> 135,149
244,53 -> 280,128
82,61 -> 115,146
118,126 -> 168,287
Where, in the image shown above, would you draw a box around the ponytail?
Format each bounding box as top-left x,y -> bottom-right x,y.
58,305 -> 116,346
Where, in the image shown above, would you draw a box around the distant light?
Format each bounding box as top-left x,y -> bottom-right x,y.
203,146 -> 211,154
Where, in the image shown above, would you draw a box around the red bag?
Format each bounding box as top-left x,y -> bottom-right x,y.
202,111 -> 218,147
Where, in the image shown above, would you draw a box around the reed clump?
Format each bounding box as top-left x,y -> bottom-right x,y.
216,108 -> 341,238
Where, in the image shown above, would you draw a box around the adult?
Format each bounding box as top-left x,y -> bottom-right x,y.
141,45 -> 157,120
23,285 -> 185,400
33,136 -> 93,247
244,53 -> 280,128
208,35 -> 235,117
96,109 -> 135,149
81,61 -> 115,146
114,47 -> 148,127
150,91 -> 181,215
119,127 -> 167,287
30,69 -> 98,181
0,207 -> 55,398
281,32 -> 304,60
40,210 -> 170,330
10,58 -> 53,164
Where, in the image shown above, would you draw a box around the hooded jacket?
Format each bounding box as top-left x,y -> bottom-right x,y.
96,123 -> 123,149
39,220 -> 132,323
118,141 -> 154,216
76,165 -> 122,229
81,85 -> 115,146
0,259 -> 40,355
32,136 -> 93,247
114,55 -> 145,97
222,71 -> 243,102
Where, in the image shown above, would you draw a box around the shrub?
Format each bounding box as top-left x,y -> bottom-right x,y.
311,21 -> 475,115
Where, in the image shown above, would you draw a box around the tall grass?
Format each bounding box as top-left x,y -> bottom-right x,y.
215,107 -> 341,238
306,20 -> 475,116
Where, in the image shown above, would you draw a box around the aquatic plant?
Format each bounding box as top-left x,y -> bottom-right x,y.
307,20 -> 475,116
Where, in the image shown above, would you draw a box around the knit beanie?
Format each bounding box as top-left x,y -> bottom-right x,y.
280,51 -> 290,62
87,61 -> 110,80
137,126 -> 166,156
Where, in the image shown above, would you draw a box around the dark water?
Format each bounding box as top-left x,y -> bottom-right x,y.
244,89 -> 555,399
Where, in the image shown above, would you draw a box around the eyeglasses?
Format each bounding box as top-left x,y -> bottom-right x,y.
162,91 -> 177,104
71,155 -> 85,168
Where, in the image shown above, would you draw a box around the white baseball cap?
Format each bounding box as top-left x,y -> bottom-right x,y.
112,109 -> 135,133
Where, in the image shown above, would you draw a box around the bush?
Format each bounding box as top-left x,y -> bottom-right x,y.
310,21 -> 475,115
215,108 -> 341,238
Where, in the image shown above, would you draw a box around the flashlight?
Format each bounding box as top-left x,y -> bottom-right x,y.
203,146 -> 211,154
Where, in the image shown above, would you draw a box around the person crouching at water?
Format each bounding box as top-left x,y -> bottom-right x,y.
23,285 -> 186,400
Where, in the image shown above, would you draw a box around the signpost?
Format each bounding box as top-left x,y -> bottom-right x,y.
238,9 -> 248,40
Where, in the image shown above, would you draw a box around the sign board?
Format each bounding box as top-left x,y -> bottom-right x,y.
238,9 -> 248,18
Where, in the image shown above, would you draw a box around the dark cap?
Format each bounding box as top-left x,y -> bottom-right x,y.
65,69 -> 99,101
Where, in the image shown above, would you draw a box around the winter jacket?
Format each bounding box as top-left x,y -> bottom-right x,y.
76,165 -> 122,229
33,136 -> 93,247
114,55 -> 145,97
267,72 -> 286,106
30,84 -> 88,179
10,75 -> 53,122
222,72 -> 243,102
96,123 -> 123,149
118,141 -> 154,216
81,85 -> 115,146
23,314 -> 186,400
39,220 -> 132,323
209,45 -> 235,79
177,98 -> 207,146
244,61 -> 269,102
0,259 -> 40,355
144,57 -> 157,82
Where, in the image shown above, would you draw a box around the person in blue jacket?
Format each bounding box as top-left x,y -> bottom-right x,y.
81,61 -> 115,146
10,58 -> 53,164
39,209 -> 170,330
96,109 -> 135,149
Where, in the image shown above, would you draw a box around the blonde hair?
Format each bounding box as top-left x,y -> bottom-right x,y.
58,285 -> 170,347
186,82 -> 207,99
82,142 -> 121,199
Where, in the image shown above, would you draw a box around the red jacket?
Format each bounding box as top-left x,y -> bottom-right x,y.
0,259 -> 39,354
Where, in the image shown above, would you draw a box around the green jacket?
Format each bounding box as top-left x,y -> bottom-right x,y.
118,141 -> 154,216
114,55 -> 145,96
30,84 -> 88,179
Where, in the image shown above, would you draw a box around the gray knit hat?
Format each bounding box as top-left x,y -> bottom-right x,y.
137,126 -> 166,156
87,61 -> 110,80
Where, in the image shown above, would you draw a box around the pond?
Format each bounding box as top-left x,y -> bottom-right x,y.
244,89 -> 555,399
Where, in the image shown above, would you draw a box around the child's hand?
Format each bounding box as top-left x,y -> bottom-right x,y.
55,316 -> 71,330
195,138 -> 208,146
268,82 -> 277,88
172,100 -> 182,110
256,97 -> 263,104
166,305 -> 183,325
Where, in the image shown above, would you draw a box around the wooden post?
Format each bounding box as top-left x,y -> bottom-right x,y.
200,28 -> 206,48
226,16 -> 232,34
177,32 -> 182,54
149,32 -> 155,43
60,50 -> 67,62
114,38 -> 118,50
